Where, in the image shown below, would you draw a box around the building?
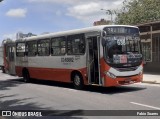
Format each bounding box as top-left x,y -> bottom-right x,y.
137,21 -> 160,73
16,32 -> 36,40
93,19 -> 110,26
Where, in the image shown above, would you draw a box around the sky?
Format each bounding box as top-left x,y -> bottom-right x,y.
0,0 -> 124,43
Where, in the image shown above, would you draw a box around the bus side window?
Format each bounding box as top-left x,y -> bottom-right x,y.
26,41 -> 37,57
38,39 -> 50,56
67,34 -> 85,55
51,37 -> 66,56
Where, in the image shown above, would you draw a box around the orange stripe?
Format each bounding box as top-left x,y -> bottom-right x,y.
16,66 -> 88,83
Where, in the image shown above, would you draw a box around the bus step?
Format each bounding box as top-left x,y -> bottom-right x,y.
90,83 -> 100,86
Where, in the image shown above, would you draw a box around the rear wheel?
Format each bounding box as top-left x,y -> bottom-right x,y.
73,73 -> 84,90
23,70 -> 30,83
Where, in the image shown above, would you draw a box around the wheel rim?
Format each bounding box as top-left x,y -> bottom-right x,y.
74,75 -> 81,86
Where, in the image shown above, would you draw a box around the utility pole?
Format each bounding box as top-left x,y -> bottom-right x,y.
101,9 -> 114,24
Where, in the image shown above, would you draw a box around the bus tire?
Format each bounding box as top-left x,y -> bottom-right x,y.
72,73 -> 84,90
23,70 -> 30,83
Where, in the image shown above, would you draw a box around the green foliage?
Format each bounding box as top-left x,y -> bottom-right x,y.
115,0 -> 160,25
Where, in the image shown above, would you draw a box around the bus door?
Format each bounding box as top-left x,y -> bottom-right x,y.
87,36 -> 101,85
7,44 -> 16,75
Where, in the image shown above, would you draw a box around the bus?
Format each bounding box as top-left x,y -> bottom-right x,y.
1,40 -> 16,74
0,46 -> 3,70
15,25 -> 143,89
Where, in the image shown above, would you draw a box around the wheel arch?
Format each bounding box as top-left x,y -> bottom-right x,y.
71,70 -> 83,82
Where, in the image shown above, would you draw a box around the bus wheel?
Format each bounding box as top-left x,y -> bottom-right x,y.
23,70 -> 30,83
73,73 -> 84,90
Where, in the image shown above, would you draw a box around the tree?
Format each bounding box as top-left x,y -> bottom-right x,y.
115,0 -> 160,25
0,0 -> 3,2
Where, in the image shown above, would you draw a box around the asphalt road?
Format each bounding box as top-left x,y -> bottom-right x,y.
0,71 -> 160,119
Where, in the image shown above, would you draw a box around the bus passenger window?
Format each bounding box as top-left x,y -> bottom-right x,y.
26,41 -> 37,57
38,39 -> 50,56
51,37 -> 66,56
67,34 -> 85,55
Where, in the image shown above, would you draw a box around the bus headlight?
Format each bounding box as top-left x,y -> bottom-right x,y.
104,71 -> 116,79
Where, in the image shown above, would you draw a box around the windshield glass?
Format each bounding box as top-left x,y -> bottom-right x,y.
103,27 -> 142,67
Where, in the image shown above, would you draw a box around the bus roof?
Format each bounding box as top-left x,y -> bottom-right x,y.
23,25 -> 138,41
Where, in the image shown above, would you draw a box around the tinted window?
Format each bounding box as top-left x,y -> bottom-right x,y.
67,34 -> 85,55
26,41 -> 37,56
51,37 -> 66,56
38,39 -> 50,56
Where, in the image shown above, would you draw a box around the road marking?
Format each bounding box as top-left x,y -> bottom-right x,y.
130,102 -> 160,110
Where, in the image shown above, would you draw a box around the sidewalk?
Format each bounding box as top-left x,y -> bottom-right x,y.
143,73 -> 160,84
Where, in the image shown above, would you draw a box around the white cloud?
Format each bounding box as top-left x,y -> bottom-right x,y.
68,2 -> 100,16
27,0 -> 124,24
2,33 -> 17,40
6,8 -> 27,18
66,1 -> 124,24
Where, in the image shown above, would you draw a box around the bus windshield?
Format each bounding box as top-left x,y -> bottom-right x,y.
103,27 -> 142,68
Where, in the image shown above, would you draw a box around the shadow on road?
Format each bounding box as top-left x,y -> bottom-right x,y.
0,78 -> 24,90
30,78 -> 146,95
84,85 -> 146,95
0,94 -> 84,119
0,79 -> 84,119
0,77 -> 147,118
0,78 -> 146,95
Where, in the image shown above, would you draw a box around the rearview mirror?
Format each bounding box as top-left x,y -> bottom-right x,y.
102,31 -> 107,37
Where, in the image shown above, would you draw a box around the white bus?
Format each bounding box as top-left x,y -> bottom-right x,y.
15,25 -> 143,89
1,40 -> 16,74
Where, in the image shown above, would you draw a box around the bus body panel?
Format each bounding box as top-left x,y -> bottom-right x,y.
100,57 -> 143,87
16,66 -> 87,83
16,54 -> 87,83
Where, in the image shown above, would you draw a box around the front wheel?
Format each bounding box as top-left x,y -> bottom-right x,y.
23,70 -> 30,83
73,73 -> 84,90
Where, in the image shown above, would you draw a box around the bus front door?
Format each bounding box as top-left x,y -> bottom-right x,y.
87,36 -> 101,85
7,44 -> 16,75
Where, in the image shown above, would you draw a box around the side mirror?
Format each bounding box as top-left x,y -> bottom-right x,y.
102,31 -> 107,37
